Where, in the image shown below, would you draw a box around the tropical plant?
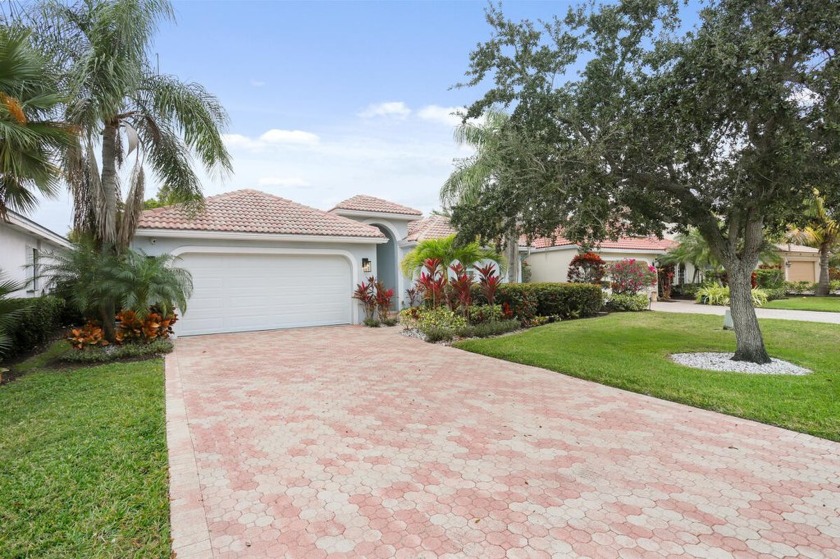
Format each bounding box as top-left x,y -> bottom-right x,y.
448,263 -> 473,313
0,27 -> 73,217
475,263 -> 501,306
401,234 -> 502,279
42,241 -> 191,342
373,279 -> 394,323
415,259 -> 446,308
608,259 -> 657,296
0,270 -> 27,359
567,252 -> 605,284
696,286 -> 768,307
103,250 -> 192,318
352,278 -> 377,322
115,309 -> 177,343
29,0 -> 231,250
442,109 -> 521,282
785,189 -> 840,297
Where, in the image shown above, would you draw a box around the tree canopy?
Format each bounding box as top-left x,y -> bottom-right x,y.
454,0 -> 840,363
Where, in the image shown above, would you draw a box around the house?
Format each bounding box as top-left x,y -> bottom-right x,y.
134,190 -> 483,336
775,244 -> 820,283
0,210 -> 71,298
524,233 -> 688,284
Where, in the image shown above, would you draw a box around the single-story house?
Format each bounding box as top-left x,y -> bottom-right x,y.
0,209 -> 71,298
134,190 -> 488,336
524,233 -> 689,284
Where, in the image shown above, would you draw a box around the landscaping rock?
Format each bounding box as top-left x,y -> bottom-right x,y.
670,352 -> 811,375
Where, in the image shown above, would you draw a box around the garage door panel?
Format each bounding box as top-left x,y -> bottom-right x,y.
176,252 -> 353,336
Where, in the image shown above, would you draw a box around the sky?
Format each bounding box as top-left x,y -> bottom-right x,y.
31,0 -> 569,235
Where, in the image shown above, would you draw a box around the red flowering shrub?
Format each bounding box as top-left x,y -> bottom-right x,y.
609,259 -> 657,295
567,252 -> 606,284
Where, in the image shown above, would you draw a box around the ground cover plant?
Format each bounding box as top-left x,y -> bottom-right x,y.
763,297 -> 840,313
0,347 -> 170,557
456,312 -> 840,441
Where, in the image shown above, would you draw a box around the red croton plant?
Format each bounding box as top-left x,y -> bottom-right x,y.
68,308 -> 178,349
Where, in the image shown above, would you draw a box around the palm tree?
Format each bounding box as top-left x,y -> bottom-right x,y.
441,109 -> 521,282
785,189 -> 839,297
401,234 -> 502,279
0,27 -> 73,218
0,270 -> 27,360
33,0 -> 231,250
103,249 -> 192,319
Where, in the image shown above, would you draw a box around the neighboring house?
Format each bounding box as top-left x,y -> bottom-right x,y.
524,233 -> 687,284
775,243 -> 820,283
0,210 -> 71,298
133,190 -> 497,336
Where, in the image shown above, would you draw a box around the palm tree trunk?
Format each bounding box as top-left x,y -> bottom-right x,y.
99,122 -> 120,248
728,262 -> 771,364
816,244 -> 831,297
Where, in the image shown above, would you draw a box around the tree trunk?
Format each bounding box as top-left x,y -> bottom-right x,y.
99,301 -> 116,343
728,264 -> 771,364
816,244 -> 830,297
506,230 -> 520,283
99,123 -> 120,247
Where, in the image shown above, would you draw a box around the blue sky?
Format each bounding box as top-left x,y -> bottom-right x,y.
33,0 -> 569,233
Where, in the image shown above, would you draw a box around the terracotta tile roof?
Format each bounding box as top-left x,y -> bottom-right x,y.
405,215 -> 458,243
528,231 -> 677,251
137,189 -> 385,238
331,194 -> 422,216
776,243 -> 819,254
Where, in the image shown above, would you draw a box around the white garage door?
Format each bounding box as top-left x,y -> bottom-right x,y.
175,252 -> 353,336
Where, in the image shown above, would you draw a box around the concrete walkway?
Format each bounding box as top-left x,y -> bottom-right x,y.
652,300 -> 840,324
166,327 -> 840,558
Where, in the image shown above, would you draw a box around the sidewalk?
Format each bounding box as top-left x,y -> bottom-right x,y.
652,300 -> 840,324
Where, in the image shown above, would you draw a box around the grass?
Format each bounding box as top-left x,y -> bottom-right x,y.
0,342 -> 170,558
455,312 -> 840,441
763,296 -> 840,313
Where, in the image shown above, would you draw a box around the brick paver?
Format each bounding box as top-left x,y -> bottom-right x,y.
166,326 -> 840,558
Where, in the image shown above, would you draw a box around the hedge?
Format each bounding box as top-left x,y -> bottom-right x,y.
471,282 -> 603,321
3,295 -> 65,360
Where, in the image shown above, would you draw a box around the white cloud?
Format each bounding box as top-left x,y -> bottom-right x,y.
259,129 -> 320,145
358,101 -> 412,119
250,79 -> 266,88
417,105 -> 464,127
222,129 -> 320,151
257,176 -> 310,188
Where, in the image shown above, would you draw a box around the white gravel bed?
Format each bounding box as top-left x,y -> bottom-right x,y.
670,352 -> 811,375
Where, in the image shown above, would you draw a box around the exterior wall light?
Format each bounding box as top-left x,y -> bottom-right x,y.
362,258 -> 371,273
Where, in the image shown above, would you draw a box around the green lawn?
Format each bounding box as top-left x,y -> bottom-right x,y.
456,312 -> 840,441
0,347 -> 170,558
763,296 -> 840,313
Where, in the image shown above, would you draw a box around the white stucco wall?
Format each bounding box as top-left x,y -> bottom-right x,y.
526,247 -> 674,283
0,221 -> 67,298
132,233 -> 380,323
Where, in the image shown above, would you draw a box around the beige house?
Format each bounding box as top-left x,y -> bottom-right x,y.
775,244 -> 820,283
524,234 -> 687,284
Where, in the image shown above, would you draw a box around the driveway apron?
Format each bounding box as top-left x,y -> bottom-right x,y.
166,326 -> 840,558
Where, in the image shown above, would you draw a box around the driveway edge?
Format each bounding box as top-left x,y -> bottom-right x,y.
165,349 -> 213,558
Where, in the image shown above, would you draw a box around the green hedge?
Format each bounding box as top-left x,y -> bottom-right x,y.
60,339 -> 174,364
3,296 -> 65,360
606,293 -> 649,312
471,282 -> 602,321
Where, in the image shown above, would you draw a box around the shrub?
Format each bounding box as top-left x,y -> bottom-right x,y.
785,281 -> 816,295
374,280 -> 394,322
672,283 -> 701,300
606,293 -> 649,312
416,258 -> 446,308
414,307 -> 468,342
448,263 -> 473,312
608,259 -> 657,295
362,317 -> 381,327
471,283 -> 602,322
755,267 -> 784,289
4,296 -> 66,359
567,252 -> 605,284
475,263 -> 501,305
60,339 -> 174,364
831,280 -> 840,293
696,286 -> 768,307
115,309 -> 177,343
764,287 -> 787,301
381,317 -> 399,327
455,319 -> 520,339
467,304 -> 503,325
68,323 -> 108,349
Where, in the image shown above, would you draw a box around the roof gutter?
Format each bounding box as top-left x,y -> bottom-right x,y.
135,228 -> 388,244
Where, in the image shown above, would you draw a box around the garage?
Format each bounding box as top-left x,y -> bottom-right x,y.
174,252 -> 353,336
788,261 -> 816,283
132,189 -> 386,335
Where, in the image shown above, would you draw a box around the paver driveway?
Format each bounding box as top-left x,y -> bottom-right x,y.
166,326 -> 840,558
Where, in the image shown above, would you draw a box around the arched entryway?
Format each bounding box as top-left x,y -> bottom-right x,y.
371,224 -> 398,307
